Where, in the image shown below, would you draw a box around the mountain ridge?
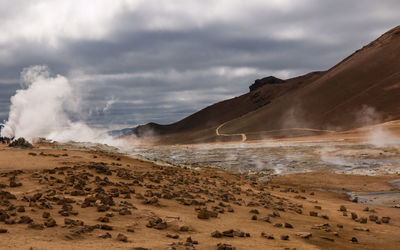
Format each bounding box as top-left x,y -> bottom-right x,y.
126,25 -> 400,144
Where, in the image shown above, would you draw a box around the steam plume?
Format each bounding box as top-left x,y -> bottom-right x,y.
0,65 -> 115,144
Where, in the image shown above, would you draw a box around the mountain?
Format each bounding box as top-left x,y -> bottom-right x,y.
107,127 -> 135,137
126,25 -> 400,144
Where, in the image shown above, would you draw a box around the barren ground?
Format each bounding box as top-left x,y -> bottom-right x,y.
0,139 -> 399,250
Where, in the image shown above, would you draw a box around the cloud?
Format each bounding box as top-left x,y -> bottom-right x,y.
0,0 -> 399,128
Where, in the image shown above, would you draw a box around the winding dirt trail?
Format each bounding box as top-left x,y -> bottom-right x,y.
216,122 -> 247,142
216,122 -> 338,142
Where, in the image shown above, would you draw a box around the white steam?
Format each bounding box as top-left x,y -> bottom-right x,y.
356,105 -> 400,147
0,65 -> 118,145
366,125 -> 400,147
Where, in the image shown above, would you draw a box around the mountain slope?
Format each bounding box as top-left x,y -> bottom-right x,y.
127,25 -> 400,144
129,71 -> 323,138
220,25 -> 400,137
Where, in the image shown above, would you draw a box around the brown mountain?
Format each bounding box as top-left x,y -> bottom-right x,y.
127,25 -> 400,144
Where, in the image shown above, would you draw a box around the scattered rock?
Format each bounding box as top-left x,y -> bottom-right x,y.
117,233 -> 128,242
98,232 -> 112,239
381,217 -> 390,223
350,237 -> 358,243
280,235 -> 289,240
295,232 -> 312,239
261,232 -> 274,240
217,243 -> 236,250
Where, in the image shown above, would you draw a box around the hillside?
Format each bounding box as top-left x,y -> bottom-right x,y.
220,25 -> 400,139
127,25 -> 400,144
129,72 -> 323,138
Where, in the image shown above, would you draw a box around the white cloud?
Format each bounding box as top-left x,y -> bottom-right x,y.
0,0 -> 129,46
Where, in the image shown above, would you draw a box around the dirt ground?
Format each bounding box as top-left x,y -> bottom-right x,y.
0,143 -> 399,250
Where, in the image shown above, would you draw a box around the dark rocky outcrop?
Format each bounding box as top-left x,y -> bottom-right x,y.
9,138 -> 33,149
249,76 -> 285,92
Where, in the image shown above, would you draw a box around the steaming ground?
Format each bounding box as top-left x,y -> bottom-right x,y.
129,139 -> 400,176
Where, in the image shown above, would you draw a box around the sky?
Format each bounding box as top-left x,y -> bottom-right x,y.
0,0 -> 399,129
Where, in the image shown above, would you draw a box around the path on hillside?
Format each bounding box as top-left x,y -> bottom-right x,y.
216,122 -> 247,142
216,122 -> 337,142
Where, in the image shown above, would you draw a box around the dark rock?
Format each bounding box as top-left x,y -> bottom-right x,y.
350,237 -> 358,243
9,138 -> 33,149
284,222 -> 293,228
211,230 -> 223,238
18,216 -> 33,224
98,232 -> 112,239
167,233 -> 179,239
100,224 -> 113,230
381,217 -> 390,223
249,76 -> 285,92
217,243 -> 236,250
295,232 -> 312,239
28,223 -> 44,230
117,233 -> 128,242
280,235 -> 289,240
261,232 -> 274,239
44,218 -> 57,227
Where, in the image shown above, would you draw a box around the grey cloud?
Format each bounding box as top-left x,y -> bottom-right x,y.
0,0 -> 399,128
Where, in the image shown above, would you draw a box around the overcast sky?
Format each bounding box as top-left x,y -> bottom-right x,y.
0,0 -> 399,129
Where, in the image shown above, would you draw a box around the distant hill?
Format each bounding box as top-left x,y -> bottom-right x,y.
126,25 -> 400,144
108,127 -> 135,137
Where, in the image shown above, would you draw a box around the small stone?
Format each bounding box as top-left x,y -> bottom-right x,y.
284,222 -> 293,228
222,229 -> 234,237
197,208 -> 210,219
249,209 -> 259,214
0,229 -> 7,233
44,218 -> 57,227
351,212 -> 358,220
99,232 -> 112,239
295,232 -> 312,239
117,233 -> 128,242
321,215 -> 329,220
167,233 -> 179,239
350,237 -> 358,243
28,223 -> 44,230
320,236 -> 334,242
280,235 -> 289,240
359,217 -> 367,224
42,212 -> 50,219
369,215 -> 378,222
217,243 -> 236,250
100,224 -> 113,230
211,230 -> 223,238
339,205 -> 347,212
381,217 -> 390,223
261,232 -> 274,240
310,211 -> 318,217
